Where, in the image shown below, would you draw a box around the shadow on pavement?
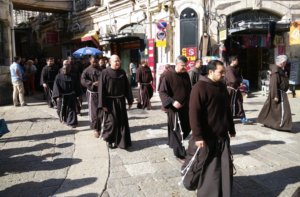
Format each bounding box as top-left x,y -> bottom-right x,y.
0,177 -> 97,197
130,123 -> 168,133
5,117 -> 56,124
0,130 -> 74,143
233,166 -> 300,196
231,140 -> 285,155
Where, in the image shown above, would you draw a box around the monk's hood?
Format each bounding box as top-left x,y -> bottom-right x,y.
199,75 -> 222,87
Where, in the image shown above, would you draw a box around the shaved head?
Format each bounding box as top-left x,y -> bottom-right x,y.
110,55 -> 121,70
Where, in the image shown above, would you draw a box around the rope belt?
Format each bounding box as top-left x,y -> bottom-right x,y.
173,112 -> 185,146
106,95 -> 124,98
99,111 -> 106,139
47,81 -> 56,106
178,147 -> 201,186
87,90 -> 98,122
140,83 -> 151,105
227,86 -> 238,116
59,91 -> 75,122
279,89 -> 285,127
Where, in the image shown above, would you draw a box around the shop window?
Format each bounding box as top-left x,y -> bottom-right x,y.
0,22 -> 4,65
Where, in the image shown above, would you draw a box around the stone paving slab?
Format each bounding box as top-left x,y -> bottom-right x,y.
102,91 -> 300,197
0,93 -> 108,197
1,90 -> 300,197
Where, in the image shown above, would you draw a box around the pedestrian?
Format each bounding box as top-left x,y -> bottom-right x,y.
159,55 -> 192,163
157,64 -> 171,111
98,55 -> 133,149
189,59 -> 203,87
99,59 -> 106,69
225,56 -> 253,124
136,59 -> 153,110
67,56 -> 82,115
25,60 -> 37,95
52,61 -> 83,128
56,58 -> 63,69
105,59 -> 110,68
182,60 -> 236,196
81,55 -> 103,138
10,56 -> 27,107
129,60 -> 137,87
257,55 -> 292,131
78,58 -> 89,74
40,57 -> 59,108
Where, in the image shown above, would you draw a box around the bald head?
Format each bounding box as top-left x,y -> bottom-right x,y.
110,55 -> 121,70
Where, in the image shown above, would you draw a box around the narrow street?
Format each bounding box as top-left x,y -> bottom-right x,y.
0,90 -> 300,196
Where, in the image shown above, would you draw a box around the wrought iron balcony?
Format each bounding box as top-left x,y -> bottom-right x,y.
75,0 -> 101,12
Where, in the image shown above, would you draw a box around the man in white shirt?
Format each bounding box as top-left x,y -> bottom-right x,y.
129,60 -> 137,87
10,56 -> 27,106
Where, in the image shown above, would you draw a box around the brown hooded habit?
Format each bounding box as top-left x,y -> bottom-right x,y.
136,65 -> 153,110
257,65 -> 292,131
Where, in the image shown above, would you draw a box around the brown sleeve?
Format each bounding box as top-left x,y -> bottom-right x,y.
80,70 -> 93,91
189,85 -> 204,141
270,73 -> 279,99
159,77 -> 175,108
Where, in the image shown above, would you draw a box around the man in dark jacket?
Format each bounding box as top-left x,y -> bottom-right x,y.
183,60 -> 236,196
189,59 -> 203,87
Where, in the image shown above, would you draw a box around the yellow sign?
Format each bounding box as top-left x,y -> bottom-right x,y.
290,21 -> 300,45
156,40 -> 166,47
219,29 -> 227,41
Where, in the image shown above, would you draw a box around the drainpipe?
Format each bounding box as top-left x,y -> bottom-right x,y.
10,3 -> 16,59
146,0 -> 152,39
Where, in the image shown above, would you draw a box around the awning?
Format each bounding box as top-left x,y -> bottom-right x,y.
99,33 -> 145,42
70,30 -> 100,48
228,22 -> 290,35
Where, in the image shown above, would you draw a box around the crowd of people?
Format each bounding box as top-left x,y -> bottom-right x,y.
8,53 -> 293,196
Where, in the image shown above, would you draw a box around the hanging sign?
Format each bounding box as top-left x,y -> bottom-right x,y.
181,47 -> 197,71
46,31 -> 58,43
148,39 -> 155,90
156,40 -> 166,47
219,29 -> 227,41
156,30 -> 166,40
290,21 -> 300,45
157,20 -> 167,30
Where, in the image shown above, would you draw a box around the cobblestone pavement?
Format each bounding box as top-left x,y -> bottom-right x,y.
103,91 -> 300,197
1,90 -> 300,197
0,93 -> 108,197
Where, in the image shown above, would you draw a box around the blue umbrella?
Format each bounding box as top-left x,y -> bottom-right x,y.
73,47 -> 103,57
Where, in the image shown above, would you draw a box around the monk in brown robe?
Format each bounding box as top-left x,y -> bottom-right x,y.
40,57 -> 59,108
68,56 -> 82,115
225,56 -> 253,124
257,55 -> 292,131
158,64 -> 171,111
182,60 -> 235,196
98,55 -> 134,149
81,55 -> 103,138
159,55 -> 191,164
136,59 -> 153,110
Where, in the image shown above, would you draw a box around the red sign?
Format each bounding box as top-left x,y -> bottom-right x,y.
46,31 -> 58,43
112,44 -> 118,55
120,42 -> 140,50
157,20 -> 167,30
181,47 -> 197,71
148,39 -> 155,90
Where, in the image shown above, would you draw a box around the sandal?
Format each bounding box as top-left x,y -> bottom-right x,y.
94,131 -> 100,138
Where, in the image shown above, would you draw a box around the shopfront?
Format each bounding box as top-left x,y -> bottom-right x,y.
223,10 -> 290,89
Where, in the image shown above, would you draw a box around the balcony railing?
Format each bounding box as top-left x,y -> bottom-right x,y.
75,0 -> 101,12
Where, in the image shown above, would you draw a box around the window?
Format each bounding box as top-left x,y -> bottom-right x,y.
0,22 -> 4,65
